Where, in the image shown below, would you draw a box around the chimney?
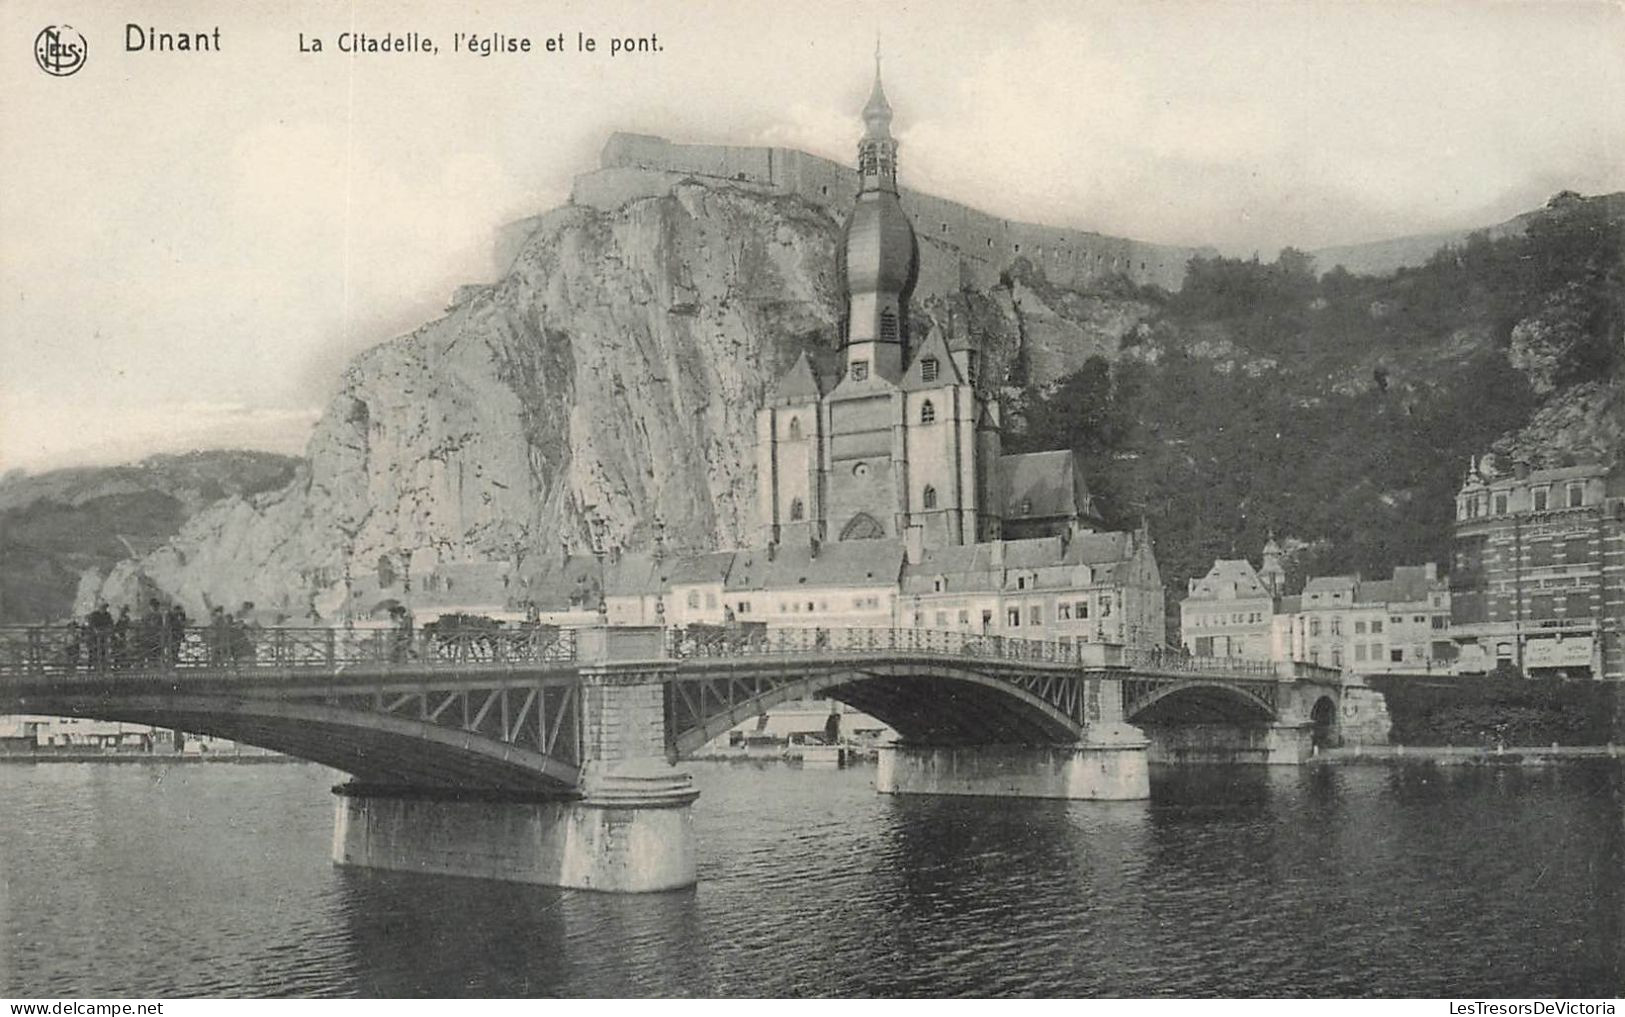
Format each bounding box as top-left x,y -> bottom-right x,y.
904,524 -> 924,565
990,539 -> 1005,570
1424,562 -> 1437,581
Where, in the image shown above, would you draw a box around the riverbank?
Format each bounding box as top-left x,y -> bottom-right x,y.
0,750 -> 300,765
1315,743 -> 1623,767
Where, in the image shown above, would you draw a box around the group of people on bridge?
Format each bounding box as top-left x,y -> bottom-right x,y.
62,600 -> 261,672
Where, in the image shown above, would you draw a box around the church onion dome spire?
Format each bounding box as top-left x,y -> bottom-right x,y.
839,43 -> 918,358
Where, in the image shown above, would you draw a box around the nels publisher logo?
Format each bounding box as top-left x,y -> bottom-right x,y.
34,25 -> 87,76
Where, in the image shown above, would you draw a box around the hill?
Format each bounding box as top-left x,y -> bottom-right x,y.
0,451 -> 300,623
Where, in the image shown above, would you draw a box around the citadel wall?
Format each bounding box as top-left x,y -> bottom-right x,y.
569,133 -> 1209,293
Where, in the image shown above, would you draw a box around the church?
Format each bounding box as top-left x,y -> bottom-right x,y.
756,58 -> 1104,555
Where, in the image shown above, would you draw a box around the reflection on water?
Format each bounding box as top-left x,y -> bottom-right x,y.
1,760 -> 1619,996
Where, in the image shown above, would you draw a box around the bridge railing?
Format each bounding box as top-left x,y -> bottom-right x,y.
0,625 -> 577,679
666,626 -> 1122,667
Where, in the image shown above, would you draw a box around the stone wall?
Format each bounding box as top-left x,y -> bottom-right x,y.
579,133 -> 1210,293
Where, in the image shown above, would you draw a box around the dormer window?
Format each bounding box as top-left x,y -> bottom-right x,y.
851,361 -> 869,382
920,400 -> 936,424
1020,499 -> 1033,516
921,357 -> 939,382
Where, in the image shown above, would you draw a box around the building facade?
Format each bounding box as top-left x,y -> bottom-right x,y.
1450,460 -> 1625,679
1180,558 -> 1276,660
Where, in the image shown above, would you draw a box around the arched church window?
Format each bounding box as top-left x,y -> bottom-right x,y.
839,513 -> 886,541
920,400 -> 936,424
923,485 -> 938,509
789,498 -> 804,522
787,417 -> 802,440
879,310 -> 898,342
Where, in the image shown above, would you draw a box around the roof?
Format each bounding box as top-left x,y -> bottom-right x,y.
1062,531 -> 1131,566
898,328 -> 965,391
726,540 -> 904,592
1186,558 -> 1270,599
1303,575 -> 1359,594
603,552 -> 665,597
665,550 -> 736,586
1388,564 -> 1441,602
769,351 -> 823,405
998,450 -> 1095,522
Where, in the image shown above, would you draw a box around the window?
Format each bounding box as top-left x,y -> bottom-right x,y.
1030,606 -> 1042,626
1568,483 -> 1585,508
1075,600 -> 1089,619
1493,493 -> 1508,515
879,310 -> 899,342
932,577 -> 944,592
737,601 -> 751,614
920,400 -> 936,424
705,592 -> 717,609
787,416 -> 802,440
923,485 -> 938,509
1372,620 -> 1383,634
1432,615 -> 1449,630
1355,620 -> 1367,635
958,610 -> 969,626
1355,644 -> 1368,661
1099,596 -> 1112,618
1017,576 -> 1027,590
1564,591 -> 1591,617
935,611 -> 948,628
851,361 -> 869,381
1310,618 -> 1321,636
1332,647 -> 1342,668
1020,499 -> 1033,515
1331,617 -> 1342,636
1533,487 -> 1549,511
1413,615 -> 1426,624
921,357 -> 939,382
1390,649 -> 1404,662
1565,536 -> 1591,563
1007,608 -> 1021,627
789,498 -> 804,522
1058,602 -> 1072,621
686,591 -> 700,609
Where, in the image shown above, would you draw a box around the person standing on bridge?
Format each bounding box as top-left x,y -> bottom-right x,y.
164,603 -> 187,667
86,603 -> 113,672
207,606 -> 229,666
389,605 -> 414,663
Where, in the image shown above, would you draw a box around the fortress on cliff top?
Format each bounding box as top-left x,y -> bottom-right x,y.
499,125 -> 1212,295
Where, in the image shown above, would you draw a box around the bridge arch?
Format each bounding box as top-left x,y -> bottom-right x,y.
1125,679 -> 1278,726
16,689 -> 583,793
668,661 -> 1085,758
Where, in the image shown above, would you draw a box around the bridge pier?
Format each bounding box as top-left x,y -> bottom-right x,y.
331,764 -> 698,892
875,723 -> 1150,800
333,648 -> 701,893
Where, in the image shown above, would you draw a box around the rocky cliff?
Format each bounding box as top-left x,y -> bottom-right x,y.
81,149 -> 1621,620
0,451 -> 297,623
85,160 -> 1162,618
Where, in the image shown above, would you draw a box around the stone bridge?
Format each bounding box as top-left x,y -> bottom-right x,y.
0,623 -> 1365,892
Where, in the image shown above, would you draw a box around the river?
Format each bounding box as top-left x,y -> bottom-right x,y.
1,760 -> 1620,997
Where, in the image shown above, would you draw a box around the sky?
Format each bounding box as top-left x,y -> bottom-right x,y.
2,0 -> 1622,474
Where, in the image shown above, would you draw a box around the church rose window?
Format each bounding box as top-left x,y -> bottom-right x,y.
920,400 -> 936,424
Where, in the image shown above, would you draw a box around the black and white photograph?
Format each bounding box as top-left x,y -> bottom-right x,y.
1,0 -> 1621,1001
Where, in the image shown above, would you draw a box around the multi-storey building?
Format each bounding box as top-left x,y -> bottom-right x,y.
1451,459 -> 1625,679
1271,564 -> 1451,674
1180,557 -> 1276,660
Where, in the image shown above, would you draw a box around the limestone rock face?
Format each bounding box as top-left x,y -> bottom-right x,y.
92,173 -> 1149,617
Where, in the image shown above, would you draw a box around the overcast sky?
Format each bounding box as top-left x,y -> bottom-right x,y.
3,0 -> 1622,474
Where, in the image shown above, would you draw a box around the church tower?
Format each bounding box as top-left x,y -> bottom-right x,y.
836,49 -> 918,384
